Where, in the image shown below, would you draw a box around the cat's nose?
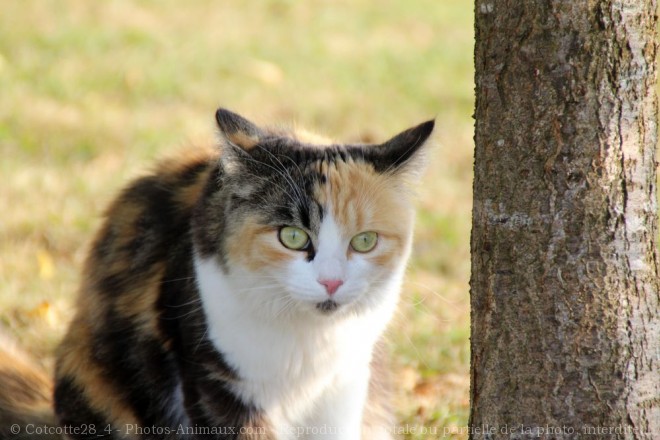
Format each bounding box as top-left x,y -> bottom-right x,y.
318,279 -> 344,295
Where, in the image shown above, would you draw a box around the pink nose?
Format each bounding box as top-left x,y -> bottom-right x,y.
318,279 -> 344,295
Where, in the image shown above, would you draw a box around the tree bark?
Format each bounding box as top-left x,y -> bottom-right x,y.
470,1 -> 660,439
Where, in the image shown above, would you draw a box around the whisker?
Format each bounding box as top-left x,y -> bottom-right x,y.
194,327 -> 209,353
397,326 -> 432,371
405,278 -> 463,306
162,305 -> 205,320
164,297 -> 202,308
160,276 -> 196,284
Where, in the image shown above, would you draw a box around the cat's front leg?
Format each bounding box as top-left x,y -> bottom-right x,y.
303,367 -> 371,440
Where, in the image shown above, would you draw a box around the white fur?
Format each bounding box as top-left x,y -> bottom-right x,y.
195,212 -> 410,439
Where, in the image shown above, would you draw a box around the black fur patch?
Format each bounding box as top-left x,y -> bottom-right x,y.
191,165 -> 225,259
90,309 -> 180,426
176,159 -> 212,186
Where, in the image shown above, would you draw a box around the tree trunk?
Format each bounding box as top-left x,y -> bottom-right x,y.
470,1 -> 660,439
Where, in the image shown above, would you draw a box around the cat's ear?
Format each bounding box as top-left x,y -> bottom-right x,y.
215,108 -> 264,151
367,119 -> 435,177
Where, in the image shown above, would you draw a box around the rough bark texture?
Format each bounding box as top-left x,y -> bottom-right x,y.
470,1 -> 659,439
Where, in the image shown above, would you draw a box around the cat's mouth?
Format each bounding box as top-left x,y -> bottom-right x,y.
315,299 -> 340,314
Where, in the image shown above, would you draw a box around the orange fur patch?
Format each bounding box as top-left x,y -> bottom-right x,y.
156,147 -> 218,210
226,131 -> 260,150
113,263 -> 166,336
225,219 -> 294,271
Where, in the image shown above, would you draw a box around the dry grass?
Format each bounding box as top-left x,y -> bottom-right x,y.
0,1 -> 473,438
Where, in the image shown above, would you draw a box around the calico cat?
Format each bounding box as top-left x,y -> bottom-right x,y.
21,109 -> 434,439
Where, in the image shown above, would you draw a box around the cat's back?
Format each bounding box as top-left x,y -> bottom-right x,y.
94,147 -> 217,270
54,147 -> 219,433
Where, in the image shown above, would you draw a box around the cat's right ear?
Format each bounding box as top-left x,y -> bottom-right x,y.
215,108 -> 264,151
365,119 -> 435,180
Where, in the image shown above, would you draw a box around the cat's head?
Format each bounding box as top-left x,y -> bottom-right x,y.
193,108 -> 434,320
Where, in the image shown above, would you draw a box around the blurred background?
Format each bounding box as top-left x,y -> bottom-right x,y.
0,1 -> 473,438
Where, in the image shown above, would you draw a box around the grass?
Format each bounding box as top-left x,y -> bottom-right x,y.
0,1 -> 474,438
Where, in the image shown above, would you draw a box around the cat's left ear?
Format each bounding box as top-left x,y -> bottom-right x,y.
366,119 -> 435,177
215,108 -> 264,151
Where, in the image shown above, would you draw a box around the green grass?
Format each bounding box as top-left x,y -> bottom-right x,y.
0,1 -> 474,438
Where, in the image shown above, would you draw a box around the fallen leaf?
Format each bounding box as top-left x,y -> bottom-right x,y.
27,301 -> 57,327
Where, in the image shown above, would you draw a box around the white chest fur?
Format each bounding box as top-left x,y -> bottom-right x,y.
194,256 -> 400,439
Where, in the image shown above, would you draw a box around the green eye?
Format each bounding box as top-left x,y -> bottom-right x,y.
279,226 -> 310,250
350,231 -> 378,253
